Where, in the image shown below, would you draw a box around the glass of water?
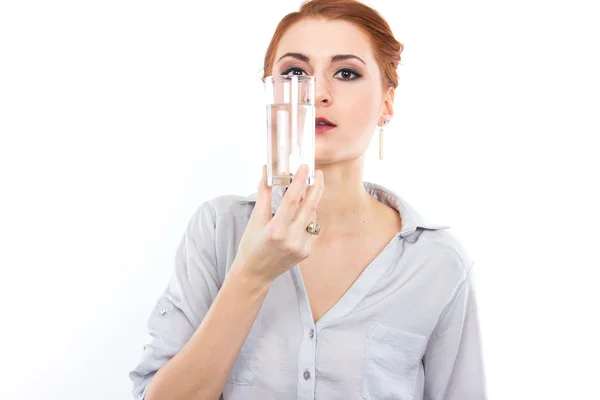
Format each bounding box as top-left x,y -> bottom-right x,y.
264,75 -> 315,187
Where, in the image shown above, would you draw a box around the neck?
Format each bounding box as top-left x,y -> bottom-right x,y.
312,157 -> 375,237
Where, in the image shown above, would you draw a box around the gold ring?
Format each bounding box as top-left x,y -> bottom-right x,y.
306,221 -> 321,235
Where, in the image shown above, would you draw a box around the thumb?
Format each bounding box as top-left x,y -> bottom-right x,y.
254,165 -> 273,222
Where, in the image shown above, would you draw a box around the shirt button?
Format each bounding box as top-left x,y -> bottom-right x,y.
303,370 -> 311,380
309,329 -> 314,339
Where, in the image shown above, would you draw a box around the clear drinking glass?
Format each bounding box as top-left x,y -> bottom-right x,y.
264,75 -> 315,187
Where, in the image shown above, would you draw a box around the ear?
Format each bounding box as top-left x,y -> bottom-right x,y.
380,87 -> 395,125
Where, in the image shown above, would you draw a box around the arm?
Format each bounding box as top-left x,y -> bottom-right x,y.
423,264 -> 487,400
129,202 -> 271,400
145,267 -> 270,400
130,165 -> 324,400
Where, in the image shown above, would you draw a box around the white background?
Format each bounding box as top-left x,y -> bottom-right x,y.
1,0 -> 599,399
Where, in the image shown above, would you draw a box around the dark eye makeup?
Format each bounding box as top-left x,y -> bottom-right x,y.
280,66 -> 363,81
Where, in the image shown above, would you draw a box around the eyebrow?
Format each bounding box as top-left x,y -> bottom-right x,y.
277,52 -> 366,65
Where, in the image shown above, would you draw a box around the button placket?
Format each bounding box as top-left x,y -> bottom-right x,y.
291,266 -> 318,399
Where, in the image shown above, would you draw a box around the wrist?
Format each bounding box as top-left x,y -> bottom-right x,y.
226,261 -> 273,297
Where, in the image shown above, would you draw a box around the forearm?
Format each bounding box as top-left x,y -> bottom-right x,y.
145,265 -> 271,400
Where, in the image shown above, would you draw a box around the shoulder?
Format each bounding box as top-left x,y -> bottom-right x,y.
185,193 -> 255,235
203,194 -> 254,218
413,228 -> 475,280
191,191 -> 256,218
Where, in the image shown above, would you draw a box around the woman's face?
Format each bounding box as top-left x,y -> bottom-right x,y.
272,18 -> 394,165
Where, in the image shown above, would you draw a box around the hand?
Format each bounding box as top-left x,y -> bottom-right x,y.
232,164 -> 324,284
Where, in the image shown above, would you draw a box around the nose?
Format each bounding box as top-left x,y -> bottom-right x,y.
314,77 -> 332,107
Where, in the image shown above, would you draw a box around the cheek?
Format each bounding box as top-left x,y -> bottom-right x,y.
341,88 -> 380,132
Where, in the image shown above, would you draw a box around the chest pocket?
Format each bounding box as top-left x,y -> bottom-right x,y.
363,322 -> 428,400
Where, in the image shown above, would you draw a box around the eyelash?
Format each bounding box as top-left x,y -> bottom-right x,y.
281,67 -> 363,81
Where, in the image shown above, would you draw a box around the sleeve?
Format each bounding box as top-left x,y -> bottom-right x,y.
128,201 -> 222,399
423,264 -> 487,400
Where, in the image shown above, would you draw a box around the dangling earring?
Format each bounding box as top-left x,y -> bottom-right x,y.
379,119 -> 389,160
379,125 -> 384,160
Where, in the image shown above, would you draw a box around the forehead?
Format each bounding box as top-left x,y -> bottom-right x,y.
275,18 -> 376,63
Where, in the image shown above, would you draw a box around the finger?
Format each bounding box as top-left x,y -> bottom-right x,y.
272,164 -> 310,225
254,165 -> 273,222
293,169 -> 324,228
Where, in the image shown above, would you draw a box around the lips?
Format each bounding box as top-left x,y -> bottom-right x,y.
315,117 -> 336,127
315,117 -> 336,134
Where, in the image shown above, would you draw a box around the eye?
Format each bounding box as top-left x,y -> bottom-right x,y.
334,68 -> 362,81
282,67 -> 308,76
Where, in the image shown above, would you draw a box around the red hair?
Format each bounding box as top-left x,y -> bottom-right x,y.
262,0 -> 404,89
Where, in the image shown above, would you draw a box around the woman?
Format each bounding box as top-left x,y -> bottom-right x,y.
129,0 -> 487,399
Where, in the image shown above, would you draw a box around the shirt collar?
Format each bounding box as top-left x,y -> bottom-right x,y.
239,181 -> 449,237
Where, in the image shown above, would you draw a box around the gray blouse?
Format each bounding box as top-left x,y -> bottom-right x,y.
129,182 -> 487,399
